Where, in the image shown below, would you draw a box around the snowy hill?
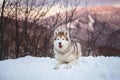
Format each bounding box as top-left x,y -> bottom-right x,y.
0,56 -> 120,80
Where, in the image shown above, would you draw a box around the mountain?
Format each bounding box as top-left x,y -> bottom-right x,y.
42,6 -> 120,56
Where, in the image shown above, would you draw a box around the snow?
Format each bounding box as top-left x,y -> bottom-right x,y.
0,56 -> 120,80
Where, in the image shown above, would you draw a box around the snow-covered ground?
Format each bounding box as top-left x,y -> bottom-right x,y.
0,56 -> 120,80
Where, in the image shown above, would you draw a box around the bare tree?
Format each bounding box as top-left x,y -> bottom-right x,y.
15,0 -> 21,58
0,0 -> 6,59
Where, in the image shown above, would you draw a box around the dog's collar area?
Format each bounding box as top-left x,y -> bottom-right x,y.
54,47 -> 64,54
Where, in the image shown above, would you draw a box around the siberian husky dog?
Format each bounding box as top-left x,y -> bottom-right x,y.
53,24 -> 82,69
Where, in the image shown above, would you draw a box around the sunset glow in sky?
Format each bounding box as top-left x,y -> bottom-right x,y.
85,0 -> 120,6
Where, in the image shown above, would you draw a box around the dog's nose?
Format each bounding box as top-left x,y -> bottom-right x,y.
59,42 -> 61,45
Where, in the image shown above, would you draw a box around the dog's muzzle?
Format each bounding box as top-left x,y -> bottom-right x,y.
59,42 -> 62,48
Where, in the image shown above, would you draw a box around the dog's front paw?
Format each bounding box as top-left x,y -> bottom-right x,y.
65,64 -> 72,69
54,64 -> 60,70
54,66 -> 59,70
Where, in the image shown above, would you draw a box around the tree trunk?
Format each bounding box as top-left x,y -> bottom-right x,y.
0,0 -> 6,59
15,1 -> 20,58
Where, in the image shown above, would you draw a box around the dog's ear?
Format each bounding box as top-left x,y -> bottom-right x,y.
64,30 -> 69,41
64,30 -> 69,36
55,32 -> 58,36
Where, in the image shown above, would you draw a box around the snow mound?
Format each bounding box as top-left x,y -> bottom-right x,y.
0,56 -> 120,80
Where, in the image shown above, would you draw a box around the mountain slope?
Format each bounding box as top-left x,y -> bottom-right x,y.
42,6 -> 120,55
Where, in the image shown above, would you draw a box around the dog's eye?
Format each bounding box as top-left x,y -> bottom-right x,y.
62,39 -> 64,40
57,38 -> 59,40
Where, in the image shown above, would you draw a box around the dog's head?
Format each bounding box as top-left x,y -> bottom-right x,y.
54,29 -> 71,51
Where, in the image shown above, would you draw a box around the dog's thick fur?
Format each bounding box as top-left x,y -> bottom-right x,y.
53,25 -> 82,69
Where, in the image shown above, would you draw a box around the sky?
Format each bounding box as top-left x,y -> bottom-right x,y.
58,0 -> 120,7
0,0 -> 120,7
85,0 -> 120,7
